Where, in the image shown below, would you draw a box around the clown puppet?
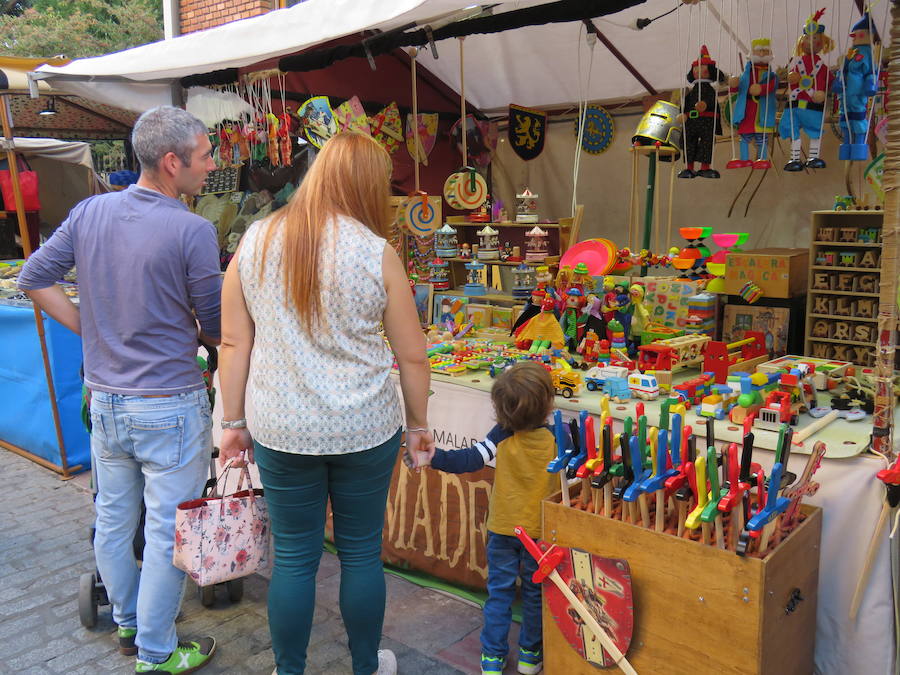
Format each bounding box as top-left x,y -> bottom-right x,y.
677,46 -> 727,179
832,12 -> 879,161
780,9 -> 834,171
727,38 -> 779,170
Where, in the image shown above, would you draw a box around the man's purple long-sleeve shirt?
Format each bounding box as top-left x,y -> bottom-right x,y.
18,185 -> 222,396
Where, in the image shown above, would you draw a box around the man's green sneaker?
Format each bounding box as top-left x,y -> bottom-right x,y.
134,638 -> 216,674
118,626 -> 137,656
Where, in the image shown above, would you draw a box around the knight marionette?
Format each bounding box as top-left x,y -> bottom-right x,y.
678,45 -> 727,179
780,9 -> 834,171
832,12 -> 879,161
727,38 -> 779,170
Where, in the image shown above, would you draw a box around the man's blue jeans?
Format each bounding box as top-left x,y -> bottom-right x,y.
89,389 -> 212,663
481,532 -> 543,659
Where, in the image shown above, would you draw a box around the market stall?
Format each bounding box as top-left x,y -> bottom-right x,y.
17,0 -> 900,672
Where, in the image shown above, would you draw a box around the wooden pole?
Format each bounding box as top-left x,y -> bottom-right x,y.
0,94 -> 72,478
873,0 -> 900,459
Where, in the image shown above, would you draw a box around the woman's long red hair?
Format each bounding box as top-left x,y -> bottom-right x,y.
260,132 -> 393,330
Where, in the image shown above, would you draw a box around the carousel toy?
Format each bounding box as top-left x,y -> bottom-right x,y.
677,46 -> 727,179
464,260 -> 486,296
476,225 -> 500,261
833,12 -> 879,161
512,263 -> 536,299
525,226 -> 550,262
780,10 -> 833,171
429,258 -> 450,291
515,188 -> 541,223
434,223 -> 459,258
727,38 -> 778,170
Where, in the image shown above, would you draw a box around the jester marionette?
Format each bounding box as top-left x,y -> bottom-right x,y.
727,38 -> 779,170
832,12 -> 879,161
678,46 -> 727,179
559,287 -> 588,352
780,9 -> 834,171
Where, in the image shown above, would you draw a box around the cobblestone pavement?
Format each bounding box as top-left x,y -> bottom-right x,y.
0,451 -> 508,675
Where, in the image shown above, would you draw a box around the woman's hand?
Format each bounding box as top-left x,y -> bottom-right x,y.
220,428 -> 254,467
404,428 -> 435,471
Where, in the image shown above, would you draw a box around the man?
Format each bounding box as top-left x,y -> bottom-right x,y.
779,9 -> 834,171
727,38 -> 779,170
18,106 -> 220,674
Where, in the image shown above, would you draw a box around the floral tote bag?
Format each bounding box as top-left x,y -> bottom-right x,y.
173,461 -> 269,586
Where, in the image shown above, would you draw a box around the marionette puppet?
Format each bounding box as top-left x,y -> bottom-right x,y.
678,46 -> 727,179
727,38 -> 779,169
510,288 -> 547,336
514,294 -> 567,350
581,292 -> 607,341
780,9 -> 834,171
832,12 -> 880,161
627,283 -> 650,355
559,288 -> 588,352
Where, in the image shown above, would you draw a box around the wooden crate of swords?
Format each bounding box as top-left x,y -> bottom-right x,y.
541,484 -> 821,674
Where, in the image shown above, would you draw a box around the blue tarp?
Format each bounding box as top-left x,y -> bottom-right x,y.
0,303 -> 89,472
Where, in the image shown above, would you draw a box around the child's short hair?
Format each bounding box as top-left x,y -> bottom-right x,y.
491,361 -> 555,432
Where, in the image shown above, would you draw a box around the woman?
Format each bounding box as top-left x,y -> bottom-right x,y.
218,132 -> 434,675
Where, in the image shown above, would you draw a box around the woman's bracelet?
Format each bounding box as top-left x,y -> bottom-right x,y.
406,427 -> 429,433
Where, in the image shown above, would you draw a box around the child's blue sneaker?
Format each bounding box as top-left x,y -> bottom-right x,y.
517,647 -> 543,675
480,653 -> 506,675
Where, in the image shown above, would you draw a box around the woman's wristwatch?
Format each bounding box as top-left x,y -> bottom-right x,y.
221,418 -> 248,430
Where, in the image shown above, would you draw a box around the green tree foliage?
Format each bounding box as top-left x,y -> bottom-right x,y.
1,0 -> 163,58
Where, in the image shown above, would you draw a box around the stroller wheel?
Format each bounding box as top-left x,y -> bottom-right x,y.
226,579 -> 244,603
79,573 -> 99,628
199,584 -> 216,607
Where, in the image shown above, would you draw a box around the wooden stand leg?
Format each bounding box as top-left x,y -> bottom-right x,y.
655,491 -> 665,532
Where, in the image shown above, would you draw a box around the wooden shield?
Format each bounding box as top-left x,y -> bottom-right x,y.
334,96 -> 371,136
298,96 -> 337,148
406,113 -> 438,165
370,102 -> 403,154
508,104 -> 547,160
543,546 -> 634,668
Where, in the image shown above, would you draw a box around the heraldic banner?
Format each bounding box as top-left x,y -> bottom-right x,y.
508,104 -> 547,161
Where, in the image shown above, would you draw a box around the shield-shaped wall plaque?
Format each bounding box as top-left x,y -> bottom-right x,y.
508,104 -> 547,160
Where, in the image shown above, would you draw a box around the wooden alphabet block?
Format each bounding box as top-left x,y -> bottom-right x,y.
839,227 -> 858,242
835,274 -> 855,292
839,251 -> 860,267
810,342 -> 830,358
832,344 -> 851,360
812,295 -> 832,314
859,250 -> 880,268
853,345 -> 873,364
815,252 -> 829,265
834,297 -> 853,316
853,324 -> 874,343
812,272 -> 832,290
857,227 -> 880,243
817,226 -> 837,242
857,274 -> 878,292
821,251 -> 838,266
811,320 -> 832,338
856,298 -> 876,317
832,322 -> 851,340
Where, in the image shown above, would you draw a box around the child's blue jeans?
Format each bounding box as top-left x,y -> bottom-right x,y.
481,531 -> 543,658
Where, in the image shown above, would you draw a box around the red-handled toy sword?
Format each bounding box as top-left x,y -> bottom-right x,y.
514,526 -> 638,675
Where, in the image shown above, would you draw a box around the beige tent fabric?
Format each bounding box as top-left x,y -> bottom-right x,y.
492,117 -> 856,251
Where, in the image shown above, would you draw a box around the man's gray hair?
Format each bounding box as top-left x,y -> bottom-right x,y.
131,106 -> 208,172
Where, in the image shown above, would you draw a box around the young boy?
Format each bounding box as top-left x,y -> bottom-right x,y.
420,361 -> 558,675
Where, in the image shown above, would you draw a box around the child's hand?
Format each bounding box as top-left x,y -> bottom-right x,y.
403,448 -> 434,470
403,429 -> 436,471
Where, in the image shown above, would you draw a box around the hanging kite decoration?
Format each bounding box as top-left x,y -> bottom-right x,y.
833,11 -> 879,161
333,95 -> 371,136
726,38 -> 778,170
508,104 -> 547,160
780,9 -> 833,171
677,45 -> 726,179
575,105 -> 615,154
406,112 -> 438,165
370,102 -> 404,154
297,95 -> 337,149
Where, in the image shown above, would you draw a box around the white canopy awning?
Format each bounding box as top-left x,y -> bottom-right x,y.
33,0 -> 890,114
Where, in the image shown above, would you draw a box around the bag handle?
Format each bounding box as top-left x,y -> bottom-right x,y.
211,457 -> 256,499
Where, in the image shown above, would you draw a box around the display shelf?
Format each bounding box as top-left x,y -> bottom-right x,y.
812,241 -> 881,247
811,265 -> 880,273
805,211 -> 888,368
445,217 -> 569,229
441,257 -> 537,267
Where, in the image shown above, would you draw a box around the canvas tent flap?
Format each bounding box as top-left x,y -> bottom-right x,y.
33,0 -> 892,114
7,138 -> 94,169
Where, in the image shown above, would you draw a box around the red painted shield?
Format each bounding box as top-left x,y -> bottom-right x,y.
543,545 -> 633,668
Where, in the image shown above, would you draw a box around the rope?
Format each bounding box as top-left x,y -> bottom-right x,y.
410,48 -> 420,193
459,37 -> 467,166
